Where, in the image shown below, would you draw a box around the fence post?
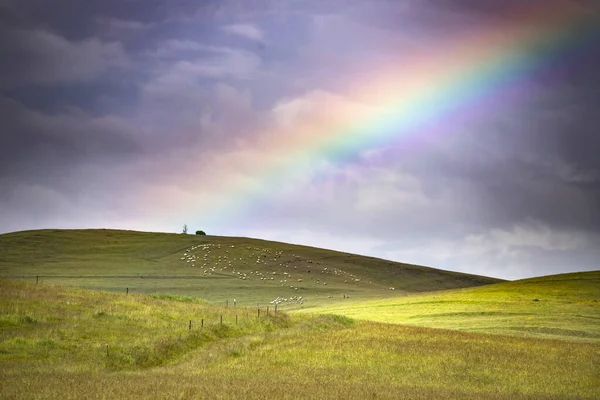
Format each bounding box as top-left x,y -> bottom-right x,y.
201,319 -> 204,329
275,304 -> 278,314
236,315 -> 238,325
189,320 -> 192,330
220,315 -> 223,325
106,344 -> 109,357
267,306 -> 269,315
258,308 -> 260,319
36,275 -> 39,284
126,287 -> 129,295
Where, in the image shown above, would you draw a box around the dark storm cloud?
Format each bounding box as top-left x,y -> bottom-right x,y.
549,86 -> 600,179
0,0 -> 143,207
0,0 -> 268,37
0,0 -> 168,37
0,91 -> 151,235
0,97 -> 141,183
0,3 -> 132,88
403,93 -> 600,236
0,25 -> 129,88
428,0 -> 596,20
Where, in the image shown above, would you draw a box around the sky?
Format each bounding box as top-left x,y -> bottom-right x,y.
0,0 -> 598,280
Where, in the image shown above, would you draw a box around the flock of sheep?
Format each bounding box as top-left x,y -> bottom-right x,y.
270,296 -> 304,305
178,242 -> 396,297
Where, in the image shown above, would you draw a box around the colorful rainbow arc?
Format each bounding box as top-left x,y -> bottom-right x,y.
179,3 -> 598,230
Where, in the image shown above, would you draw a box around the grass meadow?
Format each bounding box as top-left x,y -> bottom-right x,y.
300,271 -> 600,342
0,229 -> 599,399
1,279 -> 599,399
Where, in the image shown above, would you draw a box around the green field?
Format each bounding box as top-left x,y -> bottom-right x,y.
299,271 -> 600,341
1,229 -> 599,399
0,229 -> 501,309
1,279 -> 599,399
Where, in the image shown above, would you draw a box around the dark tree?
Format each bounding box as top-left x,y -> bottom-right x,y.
195,230 -> 206,235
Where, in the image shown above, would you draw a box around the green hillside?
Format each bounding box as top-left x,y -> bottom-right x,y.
1,279 -> 598,400
300,271 -> 600,342
1,230 -> 598,398
0,229 -> 501,309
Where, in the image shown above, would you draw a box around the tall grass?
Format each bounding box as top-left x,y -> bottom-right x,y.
1,279 -> 599,399
0,279 -> 289,371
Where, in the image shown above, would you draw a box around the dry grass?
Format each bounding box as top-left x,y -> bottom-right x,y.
0,279 -> 289,371
1,279 -> 599,399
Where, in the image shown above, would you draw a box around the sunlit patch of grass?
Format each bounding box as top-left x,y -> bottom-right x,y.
190,322 -> 599,399
298,271 -> 600,342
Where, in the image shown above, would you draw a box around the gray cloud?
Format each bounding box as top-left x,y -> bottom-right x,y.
0,26 -> 129,88
0,0 -> 168,35
221,23 -> 264,42
428,0 -> 597,18
94,17 -> 153,43
0,97 -> 141,185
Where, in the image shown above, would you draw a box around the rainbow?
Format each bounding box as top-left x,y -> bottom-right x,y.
171,2 -> 599,230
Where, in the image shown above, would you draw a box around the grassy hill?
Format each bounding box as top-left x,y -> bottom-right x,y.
0,229 -> 501,309
1,229 -> 598,398
1,279 -> 598,400
299,271 -> 600,342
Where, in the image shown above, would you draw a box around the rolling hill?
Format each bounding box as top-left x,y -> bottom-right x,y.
0,229 -> 502,308
300,271 -> 600,341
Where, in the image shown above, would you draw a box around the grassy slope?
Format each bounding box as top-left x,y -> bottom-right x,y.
0,279 -> 290,371
1,279 -> 599,400
299,271 -> 600,342
0,229 -> 501,309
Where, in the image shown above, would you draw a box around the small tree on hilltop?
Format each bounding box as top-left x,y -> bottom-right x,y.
195,230 -> 206,235
182,224 -> 188,234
